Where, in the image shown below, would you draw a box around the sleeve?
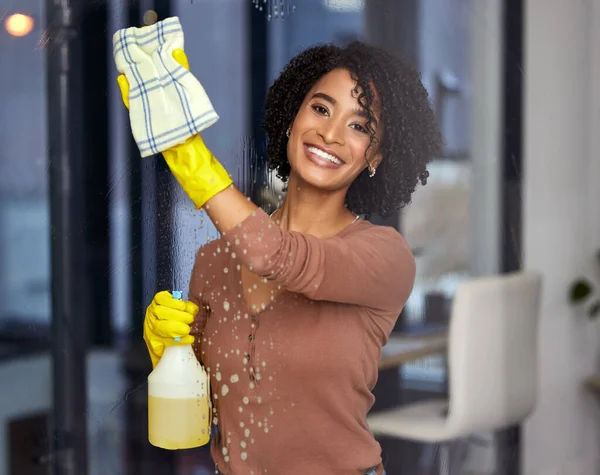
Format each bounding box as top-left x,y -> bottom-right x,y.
188,247 -> 211,338
221,208 -> 416,314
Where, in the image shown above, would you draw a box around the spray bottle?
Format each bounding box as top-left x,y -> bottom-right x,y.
147,290 -> 211,449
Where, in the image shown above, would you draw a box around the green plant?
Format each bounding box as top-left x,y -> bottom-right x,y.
569,249 -> 600,319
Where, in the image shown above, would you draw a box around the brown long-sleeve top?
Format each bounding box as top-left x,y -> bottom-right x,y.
188,208 -> 416,475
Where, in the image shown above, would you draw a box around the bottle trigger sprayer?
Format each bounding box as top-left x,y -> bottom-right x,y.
147,290 -> 211,449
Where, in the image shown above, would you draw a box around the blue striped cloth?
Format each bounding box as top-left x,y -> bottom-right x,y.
113,17 -> 219,157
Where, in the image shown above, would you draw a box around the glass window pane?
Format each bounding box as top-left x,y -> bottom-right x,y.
0,0 -> 510,473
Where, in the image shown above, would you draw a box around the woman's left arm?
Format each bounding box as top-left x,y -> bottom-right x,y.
205,192 -> 416,313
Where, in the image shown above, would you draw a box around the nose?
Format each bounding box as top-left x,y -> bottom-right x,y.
317,118 -> 345,145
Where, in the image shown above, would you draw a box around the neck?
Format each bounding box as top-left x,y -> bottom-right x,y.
273,172 -> 357,238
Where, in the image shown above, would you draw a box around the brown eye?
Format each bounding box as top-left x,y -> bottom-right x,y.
311,104 -> 328,115
351,123 -> 368,134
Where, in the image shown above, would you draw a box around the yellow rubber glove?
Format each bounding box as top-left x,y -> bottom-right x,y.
144,290 -> 199,368
118,49 -> 233,209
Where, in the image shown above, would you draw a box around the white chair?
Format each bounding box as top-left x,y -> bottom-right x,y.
368,271 -> 542,474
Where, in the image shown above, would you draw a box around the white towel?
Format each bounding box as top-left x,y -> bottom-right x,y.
113,17 -> 219,157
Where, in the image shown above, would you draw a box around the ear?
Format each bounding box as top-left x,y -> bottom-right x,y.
370,153 -> 383,172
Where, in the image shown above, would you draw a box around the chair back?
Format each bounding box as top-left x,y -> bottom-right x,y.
446,271 -> 542,434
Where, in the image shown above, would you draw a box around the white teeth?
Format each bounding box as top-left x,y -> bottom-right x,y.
307,146 -> 342,165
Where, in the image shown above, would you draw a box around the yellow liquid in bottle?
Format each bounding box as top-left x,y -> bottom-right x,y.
148,396 -> 210,450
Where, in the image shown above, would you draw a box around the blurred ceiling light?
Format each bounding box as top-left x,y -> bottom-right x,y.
5,13 -> 35,37
323,0 -> 364,12
143,10 -> 158,25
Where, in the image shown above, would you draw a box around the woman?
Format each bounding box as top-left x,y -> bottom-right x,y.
136,41 -> 441,474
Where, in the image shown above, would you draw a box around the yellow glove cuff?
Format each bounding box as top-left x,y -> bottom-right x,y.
162,135 -> 233,209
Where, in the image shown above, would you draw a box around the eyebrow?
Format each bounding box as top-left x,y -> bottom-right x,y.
310,92 -> 373,122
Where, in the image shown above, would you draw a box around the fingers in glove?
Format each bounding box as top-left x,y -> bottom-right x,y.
153,304 -> 195,325
154,290 -> 187,311
172,48 -> 190,70
152,318 -> 191,339
185,300 -> 200,316
117,75 -> 130,109
171,335 -> 194,346
153,291 -> 199,317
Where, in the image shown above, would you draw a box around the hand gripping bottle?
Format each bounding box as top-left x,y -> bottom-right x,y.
147,290 -> 211,449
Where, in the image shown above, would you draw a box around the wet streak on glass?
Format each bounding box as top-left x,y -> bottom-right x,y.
46,0 -> 89,472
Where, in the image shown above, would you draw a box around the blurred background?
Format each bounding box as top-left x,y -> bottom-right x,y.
0,0 -> 599,474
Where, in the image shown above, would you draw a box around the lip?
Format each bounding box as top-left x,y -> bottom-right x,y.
303,143 -> 345,169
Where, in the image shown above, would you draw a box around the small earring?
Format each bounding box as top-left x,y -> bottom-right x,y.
286,128 -> 290,138
369,167 -> 376,178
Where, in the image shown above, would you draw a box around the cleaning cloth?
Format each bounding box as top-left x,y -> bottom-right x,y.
113,17 -> 218,157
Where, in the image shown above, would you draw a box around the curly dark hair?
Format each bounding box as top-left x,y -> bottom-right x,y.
263,41 -> 442,218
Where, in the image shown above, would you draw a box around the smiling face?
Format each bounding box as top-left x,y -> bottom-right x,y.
286,68 -> 383,193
